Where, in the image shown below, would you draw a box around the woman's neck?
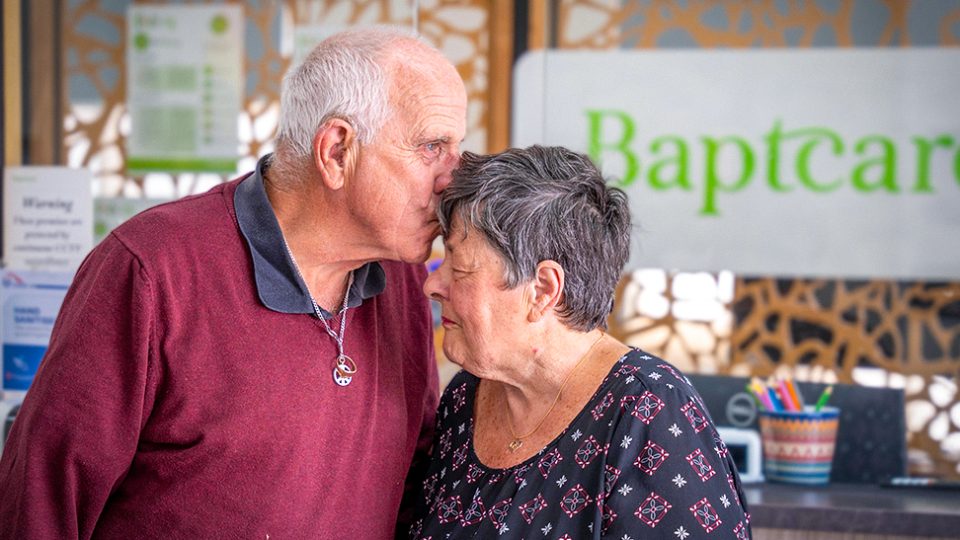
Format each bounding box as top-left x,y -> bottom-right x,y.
472,328 -> 630,469
496,328 -> 606,424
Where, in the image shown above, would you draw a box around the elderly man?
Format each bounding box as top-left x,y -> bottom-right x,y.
0,27 -> 466,539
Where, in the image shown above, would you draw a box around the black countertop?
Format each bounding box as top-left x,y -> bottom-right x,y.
744,482 -> 960,537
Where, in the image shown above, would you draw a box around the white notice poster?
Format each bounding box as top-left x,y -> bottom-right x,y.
2,167 -> 93,273
127,5 -> 243,174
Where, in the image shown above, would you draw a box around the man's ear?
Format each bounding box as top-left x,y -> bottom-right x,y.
527,260 -> 565,322
311,118 -> 357,190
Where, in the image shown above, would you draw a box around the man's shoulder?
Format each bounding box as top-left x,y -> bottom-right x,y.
110,182 -> 237,247
100,180 -> 244,274
122,183 -> 230,227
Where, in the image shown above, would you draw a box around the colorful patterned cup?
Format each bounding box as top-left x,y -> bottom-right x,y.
758,407 -> 840,485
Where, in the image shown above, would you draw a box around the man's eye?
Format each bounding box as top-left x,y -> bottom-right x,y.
424,141 -> 443,156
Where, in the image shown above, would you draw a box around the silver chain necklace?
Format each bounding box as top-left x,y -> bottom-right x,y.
282,240 -> 357,387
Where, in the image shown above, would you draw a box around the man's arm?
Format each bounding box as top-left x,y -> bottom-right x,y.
0,235 -> 158,539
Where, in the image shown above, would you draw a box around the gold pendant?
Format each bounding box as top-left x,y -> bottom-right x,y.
507,439 -> 523,452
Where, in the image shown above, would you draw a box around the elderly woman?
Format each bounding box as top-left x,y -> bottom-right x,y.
410,146 -> 750,539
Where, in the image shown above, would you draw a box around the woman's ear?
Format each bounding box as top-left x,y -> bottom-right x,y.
311,118 -> 357,190
528,260 -> 565,322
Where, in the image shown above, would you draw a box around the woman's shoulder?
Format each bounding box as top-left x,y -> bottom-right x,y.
600,348 -> 720,438
606,348 -> 705,404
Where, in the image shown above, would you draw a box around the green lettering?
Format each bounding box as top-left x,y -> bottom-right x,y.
852,136 -> 898,192
955,147 -> 960,187
586,110 -> 639,187
912,135 -> 954,192
648,136 -> 691,190
792,127 -> 843,192
764,120 -> 791,192
701,136 -> 755,216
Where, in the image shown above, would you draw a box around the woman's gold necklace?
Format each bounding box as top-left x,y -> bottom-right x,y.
505,332 -> 606,452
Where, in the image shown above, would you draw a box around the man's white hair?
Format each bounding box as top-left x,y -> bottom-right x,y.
276,26 -> 421,158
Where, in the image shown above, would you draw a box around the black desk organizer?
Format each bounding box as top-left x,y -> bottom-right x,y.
686,374 -> 907,484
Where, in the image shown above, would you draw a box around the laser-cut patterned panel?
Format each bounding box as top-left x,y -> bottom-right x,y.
552,0 -> 960,477
609,269 -> 738,377
62,0 -> 491,198
733,278 -> 960,478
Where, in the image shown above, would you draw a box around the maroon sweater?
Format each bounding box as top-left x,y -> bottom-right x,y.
0,169 -> 439,539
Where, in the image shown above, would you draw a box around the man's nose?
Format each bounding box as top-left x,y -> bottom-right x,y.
435,172 -> 453,194
434,147 -> 461,194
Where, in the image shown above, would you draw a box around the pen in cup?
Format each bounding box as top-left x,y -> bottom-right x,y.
786,378 -> 804,409
777,378 -> 797,411
813,385 -> 834,412
748,379 -> 773,411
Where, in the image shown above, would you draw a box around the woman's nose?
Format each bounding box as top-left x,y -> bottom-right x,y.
423,267 -> 447,301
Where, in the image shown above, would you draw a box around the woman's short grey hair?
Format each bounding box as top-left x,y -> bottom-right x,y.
276,26 -> 419,158
439,146 -> 632,332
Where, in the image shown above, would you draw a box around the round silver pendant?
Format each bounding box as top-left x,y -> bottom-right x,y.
332,354 -> 357,386
333,366 -> 353,386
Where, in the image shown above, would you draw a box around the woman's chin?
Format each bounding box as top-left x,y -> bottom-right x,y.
444,351 -> 483,378
442,346 -> 463,367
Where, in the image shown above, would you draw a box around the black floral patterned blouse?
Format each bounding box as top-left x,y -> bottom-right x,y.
410,349 -> 752,539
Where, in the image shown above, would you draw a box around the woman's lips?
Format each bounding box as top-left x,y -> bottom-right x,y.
441,316 -> 458,328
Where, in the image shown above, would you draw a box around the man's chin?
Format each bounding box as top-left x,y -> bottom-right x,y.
407,232 -> 442,264
393,244 -> 433,265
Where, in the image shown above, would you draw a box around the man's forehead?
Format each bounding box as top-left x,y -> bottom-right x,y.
384,43 -> 456,84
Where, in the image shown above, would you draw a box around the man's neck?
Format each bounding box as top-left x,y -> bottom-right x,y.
263,166 -> 370,311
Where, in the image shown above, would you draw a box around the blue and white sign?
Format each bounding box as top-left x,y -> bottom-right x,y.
1,271 -> 72,398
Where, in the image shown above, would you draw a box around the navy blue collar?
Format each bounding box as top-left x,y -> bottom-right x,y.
234,154 -> 385,318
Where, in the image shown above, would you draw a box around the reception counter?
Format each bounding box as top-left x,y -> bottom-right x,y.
745,482 -> 960,539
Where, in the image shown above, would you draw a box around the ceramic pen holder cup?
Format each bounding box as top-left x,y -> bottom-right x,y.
758,407 -> 840,485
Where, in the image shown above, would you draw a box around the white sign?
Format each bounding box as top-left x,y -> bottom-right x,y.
513,49 -> 960,279
1,270 -> 72,398
127,5 -> 243,174
2,167 -> 93,272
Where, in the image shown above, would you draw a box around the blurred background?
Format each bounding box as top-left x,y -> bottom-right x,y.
2,0 -> 958,484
